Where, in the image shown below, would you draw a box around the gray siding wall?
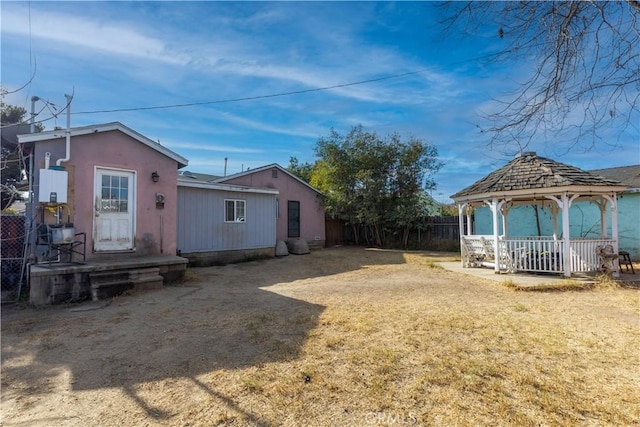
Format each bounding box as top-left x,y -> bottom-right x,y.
177,186 -> 277,253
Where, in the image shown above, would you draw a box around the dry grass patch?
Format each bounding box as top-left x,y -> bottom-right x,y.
500,278 -> 597,292
220,294 -> 638,425
1,247 -> 638,426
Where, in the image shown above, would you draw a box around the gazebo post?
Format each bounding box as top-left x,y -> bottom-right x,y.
610,196 -> 619,254
560,193 -> 581,277
466,207 -> 473,236
457,203 -> 465,237
458,203 -> 466,268
596,200 -> 607,237
561,194 -> 572,277
485,197 -> 500,273
604,194 -> 621,277
550,202 -> 559,239
501,206 -> 509,237
488,198 -> 505,273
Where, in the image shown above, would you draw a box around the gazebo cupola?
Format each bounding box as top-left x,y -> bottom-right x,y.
451,152 -> 627,277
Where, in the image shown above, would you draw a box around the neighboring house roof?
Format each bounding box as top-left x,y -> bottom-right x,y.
178,178 -> 279,195
589,165 -> 640,193
177,170 -> 221,184
17,122 -> 188,168
215,163 -> 322,194
451,152 -> 625,200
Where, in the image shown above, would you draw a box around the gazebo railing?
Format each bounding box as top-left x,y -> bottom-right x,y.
462,235 -> 616,274
502,238 -> 563,273
570,238 -> 615,273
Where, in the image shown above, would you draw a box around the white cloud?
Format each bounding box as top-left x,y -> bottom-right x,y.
167,141 -> 264,154
2,6 -> 188,65
2,3 -> 461,109
212,111 -> 321,139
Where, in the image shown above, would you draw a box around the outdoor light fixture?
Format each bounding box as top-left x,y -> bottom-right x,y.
151,171 -> 159,183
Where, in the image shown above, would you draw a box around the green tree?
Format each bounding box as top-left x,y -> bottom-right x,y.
388,135 -> 441,248
314,126 -> 442,247
1,103 -> 27,124
1,102 -> 42,209
441,1 -> 640,152
287,157 -> 313,183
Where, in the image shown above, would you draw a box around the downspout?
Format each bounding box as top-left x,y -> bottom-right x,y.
56,94 -> 73,167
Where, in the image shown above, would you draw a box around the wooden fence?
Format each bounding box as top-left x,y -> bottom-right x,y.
325,216 -> 465,250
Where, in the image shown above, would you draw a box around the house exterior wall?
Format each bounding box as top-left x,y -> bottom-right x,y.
616,193 -> 640,258
33,130 -> 180,260
474,194 -> 640,259
177,186 -> 277,253
220,167 -> 325,246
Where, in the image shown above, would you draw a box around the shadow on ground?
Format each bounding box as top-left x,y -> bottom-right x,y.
1,246 -> 414,422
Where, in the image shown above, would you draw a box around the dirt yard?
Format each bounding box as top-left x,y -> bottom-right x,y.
1,247 -> 639,426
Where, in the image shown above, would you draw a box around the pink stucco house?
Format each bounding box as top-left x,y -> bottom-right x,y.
18,122 -> 189,304
216,164 -> 326,247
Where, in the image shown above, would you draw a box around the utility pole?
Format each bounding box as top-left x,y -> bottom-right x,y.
30,96 -> 40,133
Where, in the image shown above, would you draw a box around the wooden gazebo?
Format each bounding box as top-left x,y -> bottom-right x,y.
451,152 -> 627,277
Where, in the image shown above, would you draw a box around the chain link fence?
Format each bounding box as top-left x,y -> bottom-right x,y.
1,214 -> 27,303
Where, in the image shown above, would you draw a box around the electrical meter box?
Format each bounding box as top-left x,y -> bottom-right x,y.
39,168 -> 68,203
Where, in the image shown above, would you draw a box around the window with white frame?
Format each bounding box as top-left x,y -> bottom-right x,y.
225,199 -> 246,222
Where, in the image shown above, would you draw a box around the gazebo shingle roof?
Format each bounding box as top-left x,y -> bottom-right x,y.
451,152 -> 623,199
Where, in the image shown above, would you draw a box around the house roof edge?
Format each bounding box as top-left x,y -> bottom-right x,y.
215,163 -> 323,195
17,121 -> 189,168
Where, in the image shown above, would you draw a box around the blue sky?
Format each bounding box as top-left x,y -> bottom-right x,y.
2,1 -> 638,201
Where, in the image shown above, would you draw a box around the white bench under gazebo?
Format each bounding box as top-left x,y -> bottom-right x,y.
451,152 -> 627,277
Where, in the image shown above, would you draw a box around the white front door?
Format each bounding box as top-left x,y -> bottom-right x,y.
94,168 -> 135,252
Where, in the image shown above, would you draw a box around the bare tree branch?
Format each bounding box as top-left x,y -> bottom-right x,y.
440,1 -> 640,153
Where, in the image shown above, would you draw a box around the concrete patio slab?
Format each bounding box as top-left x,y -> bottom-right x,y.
438,261 -> 640,288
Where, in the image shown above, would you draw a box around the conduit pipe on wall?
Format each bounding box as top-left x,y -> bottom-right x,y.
56,94 -> 73,167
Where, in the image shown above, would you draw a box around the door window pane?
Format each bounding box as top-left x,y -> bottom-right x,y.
100,173 -> 130,213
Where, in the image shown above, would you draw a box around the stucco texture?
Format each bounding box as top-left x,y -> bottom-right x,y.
220,166 -> 325,245
33,129 -> 181,260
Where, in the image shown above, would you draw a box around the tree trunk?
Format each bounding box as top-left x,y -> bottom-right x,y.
351,223 -> 359,245
402,226 -> 410,249
374,224 -> 382,247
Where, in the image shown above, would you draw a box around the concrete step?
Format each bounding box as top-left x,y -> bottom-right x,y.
128,267 -> 160,280
131,275 -> 164,291
89,267 -> 164,300
129,267 -> 163,291
90,279 -> 134,301
89,271 -> 130,285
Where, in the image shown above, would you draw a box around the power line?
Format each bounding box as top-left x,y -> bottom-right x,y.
4,50 -> 505,125
73,69 -> 430,115
72,49 -> 507,115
